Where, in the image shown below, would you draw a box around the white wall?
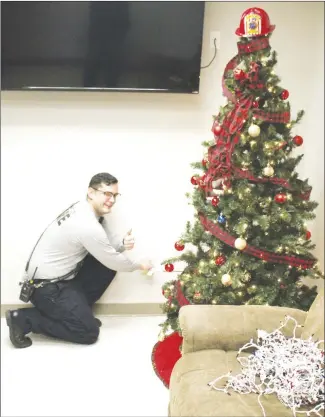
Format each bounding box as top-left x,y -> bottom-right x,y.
1,2 -> 324,305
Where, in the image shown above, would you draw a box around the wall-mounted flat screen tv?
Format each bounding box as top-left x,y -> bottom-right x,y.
1,1 -> 205,93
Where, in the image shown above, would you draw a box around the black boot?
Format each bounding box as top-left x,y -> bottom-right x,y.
6,310 -> 32,349
94,318 -> 102,328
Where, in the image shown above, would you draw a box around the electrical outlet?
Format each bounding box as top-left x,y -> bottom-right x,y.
210,31 -> 221,50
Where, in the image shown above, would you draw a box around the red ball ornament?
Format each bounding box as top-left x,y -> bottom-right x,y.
165,263 -> 174,272
306,230 -> 311,240
190,176 -> 198,185
215,255 -> 226,266
211,197 -> 219,207
252,100 -> 259,108
233,69 -> 246,81
280,283 -> 286,289
280,90 -> 289,100
293,135 -> 303,146
202,159 -> 207,167
275,193 -> 287,204
212,124 -> 222,136
174,241 -> 185,251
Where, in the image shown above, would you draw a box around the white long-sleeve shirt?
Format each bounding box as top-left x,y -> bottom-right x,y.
26,200 -> 141,281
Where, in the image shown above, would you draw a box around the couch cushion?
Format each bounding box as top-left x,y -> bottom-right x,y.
301,285 -> 324,341
169,349 -> 295,417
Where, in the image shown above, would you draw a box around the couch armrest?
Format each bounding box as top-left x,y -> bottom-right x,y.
179,304 -> 307,354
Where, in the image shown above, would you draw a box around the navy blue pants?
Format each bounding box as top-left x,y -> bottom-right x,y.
15,255 -> 116,344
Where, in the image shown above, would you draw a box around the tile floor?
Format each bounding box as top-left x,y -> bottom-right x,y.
1,315 -> 170,416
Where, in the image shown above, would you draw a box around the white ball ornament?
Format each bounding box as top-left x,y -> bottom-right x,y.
235,237 -> 247,250
221,274 -> 232,286
248,124 -> 261,137
263,165 -> 274,177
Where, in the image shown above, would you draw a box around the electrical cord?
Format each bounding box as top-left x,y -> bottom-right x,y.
200,38 -> 217,69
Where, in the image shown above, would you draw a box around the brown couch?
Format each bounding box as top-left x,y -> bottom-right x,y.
169,286 -> 324,417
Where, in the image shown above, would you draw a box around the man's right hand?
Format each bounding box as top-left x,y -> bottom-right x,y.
139,261 -> 154,272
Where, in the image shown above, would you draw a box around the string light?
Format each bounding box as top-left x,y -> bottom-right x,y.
208,316 -> 325,417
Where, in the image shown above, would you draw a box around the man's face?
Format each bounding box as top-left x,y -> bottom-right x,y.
87,182 -> 120,216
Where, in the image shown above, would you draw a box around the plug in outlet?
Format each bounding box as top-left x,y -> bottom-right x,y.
210,31 -> 221,50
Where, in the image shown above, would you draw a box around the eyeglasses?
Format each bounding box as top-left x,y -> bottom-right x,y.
92,188 -> 121,200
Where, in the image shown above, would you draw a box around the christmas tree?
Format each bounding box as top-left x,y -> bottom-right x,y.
158,7 -> 324,340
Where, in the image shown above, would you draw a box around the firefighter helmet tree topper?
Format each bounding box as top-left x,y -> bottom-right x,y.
235,8 -> 275,38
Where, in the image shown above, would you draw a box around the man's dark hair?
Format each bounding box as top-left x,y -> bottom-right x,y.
89,172 -> 118,189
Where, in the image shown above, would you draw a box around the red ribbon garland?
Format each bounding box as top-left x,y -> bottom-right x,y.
237,37 -> 270,55
199,214 -> 316,269
232,167 -> 311,200
205,39 -> 291,193
176,280 -> 191,306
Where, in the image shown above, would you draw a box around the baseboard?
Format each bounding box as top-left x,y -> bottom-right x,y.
1,303 -> 163,317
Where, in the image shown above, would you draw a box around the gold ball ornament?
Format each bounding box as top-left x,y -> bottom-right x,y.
248,124 -> 260,138
234,237 -> 247,250
263,165 -> 274,177
221,274 -> 232,286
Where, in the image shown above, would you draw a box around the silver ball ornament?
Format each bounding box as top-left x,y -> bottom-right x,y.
248,124 -> 261,137
221,274 -> 232,286
234,237 -> 247,250
263,165 -> 274,177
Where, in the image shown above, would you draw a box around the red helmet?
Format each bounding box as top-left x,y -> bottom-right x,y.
235,8 -> 275,37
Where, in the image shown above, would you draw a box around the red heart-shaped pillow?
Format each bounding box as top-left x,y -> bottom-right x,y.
151,332 -> 183,388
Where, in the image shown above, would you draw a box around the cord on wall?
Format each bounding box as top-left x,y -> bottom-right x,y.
201,38 -> 217,69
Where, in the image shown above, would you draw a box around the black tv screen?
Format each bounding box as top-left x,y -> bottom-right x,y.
1,1 -> 205,93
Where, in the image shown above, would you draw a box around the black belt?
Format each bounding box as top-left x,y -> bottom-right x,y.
31,278 -> 63,288
33,279 -> 59,284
